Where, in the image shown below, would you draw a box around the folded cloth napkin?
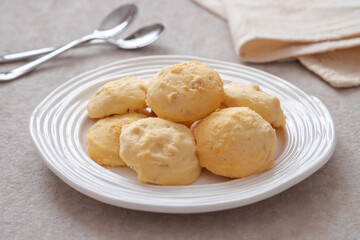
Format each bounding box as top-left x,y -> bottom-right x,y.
193,0 -> 360,87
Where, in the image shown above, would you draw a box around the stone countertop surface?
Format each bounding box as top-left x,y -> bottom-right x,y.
0,0 -> 359,239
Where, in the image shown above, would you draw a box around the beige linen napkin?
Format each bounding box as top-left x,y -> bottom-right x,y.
193,0 -> 360,87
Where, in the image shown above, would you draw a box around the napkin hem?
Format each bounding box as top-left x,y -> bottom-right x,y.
237,35 -> 360,63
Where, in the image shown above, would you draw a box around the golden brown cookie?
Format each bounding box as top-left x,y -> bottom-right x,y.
147,62 -> 224,123
86,113 -> 147,166
223,83 -> 286,128
193,107 -> 277,178
119,118 -> 201,185
87,76 -> 149,118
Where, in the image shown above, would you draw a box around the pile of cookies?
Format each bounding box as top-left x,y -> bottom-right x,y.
86,61 -> 286,185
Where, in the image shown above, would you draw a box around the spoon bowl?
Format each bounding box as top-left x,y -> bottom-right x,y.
96,4 -> 137,38
108,23 -> 165,49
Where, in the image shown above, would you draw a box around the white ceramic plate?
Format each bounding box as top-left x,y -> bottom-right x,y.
30,55 -> 335,213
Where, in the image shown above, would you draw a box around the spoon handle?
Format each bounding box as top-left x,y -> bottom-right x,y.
0,39 -> 108,63
0,46 -> 60,63
0,35 -> 95,81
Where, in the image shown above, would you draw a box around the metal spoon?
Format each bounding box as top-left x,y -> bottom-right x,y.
0,23 -> 164,63
0,4 -> 137,82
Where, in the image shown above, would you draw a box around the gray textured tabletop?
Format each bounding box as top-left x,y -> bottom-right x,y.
1,0 -> 359,239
